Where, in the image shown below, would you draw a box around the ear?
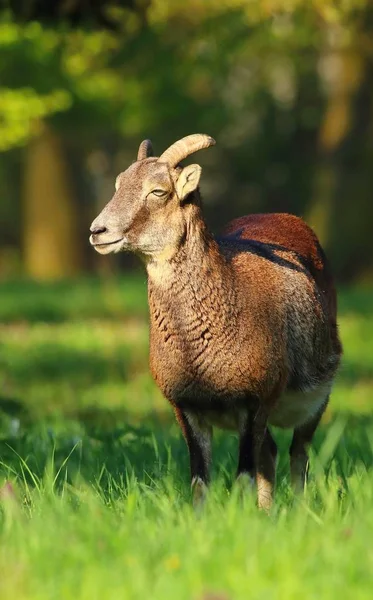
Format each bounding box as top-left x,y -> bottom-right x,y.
176,164 -> 202,201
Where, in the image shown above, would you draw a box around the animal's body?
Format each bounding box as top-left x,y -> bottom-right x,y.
90,135 -> 342,509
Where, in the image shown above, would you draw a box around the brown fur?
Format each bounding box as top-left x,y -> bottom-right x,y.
90,135 -> 342,509
224,213 -> 339,336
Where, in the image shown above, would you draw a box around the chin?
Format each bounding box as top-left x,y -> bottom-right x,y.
92,239 -> 126,255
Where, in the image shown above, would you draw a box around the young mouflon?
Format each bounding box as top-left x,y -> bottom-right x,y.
90,134 -> 342,510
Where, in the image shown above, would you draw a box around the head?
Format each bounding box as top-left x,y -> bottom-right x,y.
89,134 -> 215,260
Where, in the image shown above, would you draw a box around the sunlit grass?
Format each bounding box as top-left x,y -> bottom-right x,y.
0,278 -> 373,599
1,423 -> 373,600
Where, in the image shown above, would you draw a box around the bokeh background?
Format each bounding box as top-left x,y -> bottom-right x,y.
1,0 -> 373,282
0,1 -> 372,431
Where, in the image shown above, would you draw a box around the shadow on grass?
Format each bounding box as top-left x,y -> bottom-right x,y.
1,408 -> 372,500
0,279 -> 371,324
0,344 -> 132,386
0,277 -> 147,323
335,361 -> 373,385
338,287 -> 373,319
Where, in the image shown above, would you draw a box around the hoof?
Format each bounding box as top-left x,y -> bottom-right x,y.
192,476 -> 208,510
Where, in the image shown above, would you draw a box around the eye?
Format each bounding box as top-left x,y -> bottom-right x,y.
151,189 -> 167,197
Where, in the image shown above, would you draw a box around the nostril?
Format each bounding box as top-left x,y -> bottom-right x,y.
90,225 -> 107,235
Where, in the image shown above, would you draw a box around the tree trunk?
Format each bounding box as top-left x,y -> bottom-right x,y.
308,21 -> 373,282
23,123 -> 81,279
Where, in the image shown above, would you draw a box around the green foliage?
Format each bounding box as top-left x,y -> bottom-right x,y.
1,1 -> 373,276
1,1 -> 371,150
0,19 -> 124,149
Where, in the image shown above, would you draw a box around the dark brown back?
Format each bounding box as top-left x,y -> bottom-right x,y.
223,213 -> 339,339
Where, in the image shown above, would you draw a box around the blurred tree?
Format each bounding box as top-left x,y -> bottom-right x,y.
23,124 -> 81,278
307,8 -> 373,280
0,1 -> 372,280
6,0 -> 148,29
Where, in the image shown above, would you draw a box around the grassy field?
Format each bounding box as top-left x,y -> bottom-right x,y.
0,276 -> 373,599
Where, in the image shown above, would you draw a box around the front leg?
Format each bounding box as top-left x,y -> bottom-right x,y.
175,408 -> 212,507
237,407 -> 277,511
236,410 -> 255,487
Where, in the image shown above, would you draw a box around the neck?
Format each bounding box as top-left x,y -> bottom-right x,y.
146,204 -> 238,327
147,204 -> 221,281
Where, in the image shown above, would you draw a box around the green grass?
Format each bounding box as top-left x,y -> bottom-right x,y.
1,277 -> 373,599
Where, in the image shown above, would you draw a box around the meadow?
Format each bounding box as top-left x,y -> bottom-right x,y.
0,276 -> 373,600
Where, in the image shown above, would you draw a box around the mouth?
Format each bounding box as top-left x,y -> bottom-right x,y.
89,236 -> 126,255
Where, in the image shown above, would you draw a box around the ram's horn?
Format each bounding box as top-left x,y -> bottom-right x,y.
159,134 -> 215,167
137,139 -> 153,161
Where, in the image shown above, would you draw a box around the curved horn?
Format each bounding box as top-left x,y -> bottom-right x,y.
159,134 -> 215,167
137,139 -> 153,161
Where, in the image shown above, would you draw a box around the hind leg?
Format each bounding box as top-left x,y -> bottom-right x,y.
290,395 -> 329,492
